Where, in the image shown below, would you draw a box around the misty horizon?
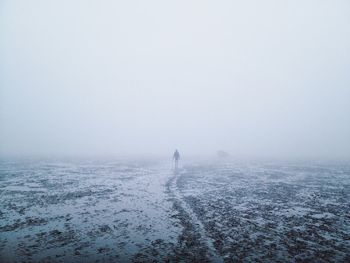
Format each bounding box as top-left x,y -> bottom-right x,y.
1,2 -> 350,262
1,0 -> 350,159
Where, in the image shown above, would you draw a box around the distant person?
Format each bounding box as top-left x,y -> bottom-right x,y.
173,149 -> 180,170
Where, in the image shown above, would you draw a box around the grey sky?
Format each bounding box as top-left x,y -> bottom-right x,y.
1,0 -> 350,159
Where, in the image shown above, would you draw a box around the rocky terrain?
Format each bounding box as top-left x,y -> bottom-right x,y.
0,157 -> 349,262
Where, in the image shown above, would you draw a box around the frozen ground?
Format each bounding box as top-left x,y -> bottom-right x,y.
0,157 -> 349,262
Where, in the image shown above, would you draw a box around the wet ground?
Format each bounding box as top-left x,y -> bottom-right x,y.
0,157 -> 349,262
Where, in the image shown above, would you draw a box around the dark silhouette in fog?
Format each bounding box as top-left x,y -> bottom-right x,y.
173,149 -> 180,170
217,150 -> 230,158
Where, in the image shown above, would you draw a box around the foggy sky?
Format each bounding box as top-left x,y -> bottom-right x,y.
1,0 -> 350,159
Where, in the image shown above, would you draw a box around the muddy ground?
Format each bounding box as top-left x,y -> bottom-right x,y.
0,157 -> 349,262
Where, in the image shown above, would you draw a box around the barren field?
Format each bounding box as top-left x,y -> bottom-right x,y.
0,157 -> 349,262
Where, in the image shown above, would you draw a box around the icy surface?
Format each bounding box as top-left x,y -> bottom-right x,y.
178,160 -> 350,262
0,157 -> 349,262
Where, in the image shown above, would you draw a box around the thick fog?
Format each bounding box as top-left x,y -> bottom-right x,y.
1,0 -> 350,159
